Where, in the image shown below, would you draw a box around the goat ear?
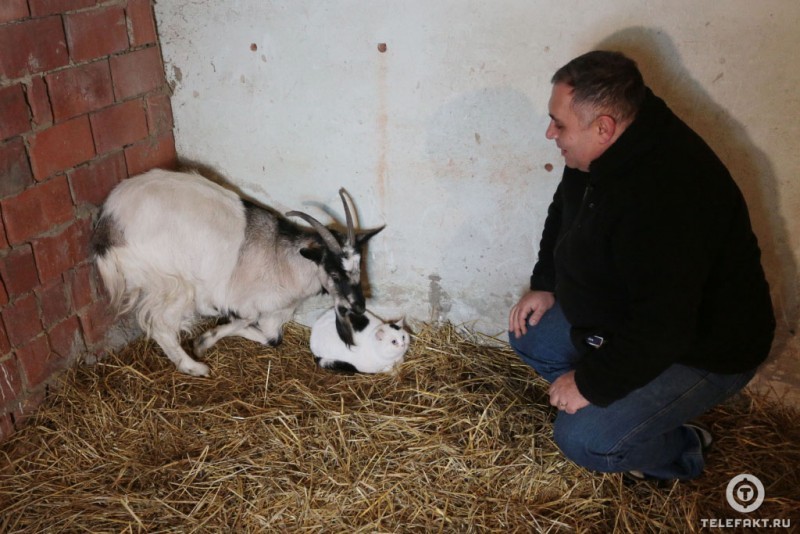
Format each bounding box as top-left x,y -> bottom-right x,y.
299,245 -> 324,264
335,313 -> 355,347
355,226 -> 385,248
375,327 -> 386,341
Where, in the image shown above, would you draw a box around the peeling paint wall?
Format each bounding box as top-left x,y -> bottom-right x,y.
154,1 -> 800,351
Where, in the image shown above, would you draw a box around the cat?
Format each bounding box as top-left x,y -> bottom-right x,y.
309,307 -> 409,373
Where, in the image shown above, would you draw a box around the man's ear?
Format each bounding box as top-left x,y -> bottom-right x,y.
595,115 -> 617,144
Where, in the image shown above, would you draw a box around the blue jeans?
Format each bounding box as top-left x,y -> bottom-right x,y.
509,302 -> 756,480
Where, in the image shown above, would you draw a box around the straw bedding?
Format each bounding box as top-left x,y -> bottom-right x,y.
1,321 -> 798,532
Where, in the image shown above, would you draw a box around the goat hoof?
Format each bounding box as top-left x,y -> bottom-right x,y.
267,335 -> 283,347
193,334 -> 212,357
178,360 -> 210,377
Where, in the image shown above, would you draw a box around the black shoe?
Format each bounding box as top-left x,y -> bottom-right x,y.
624,422 -> 713,487
685,421 -> 713,452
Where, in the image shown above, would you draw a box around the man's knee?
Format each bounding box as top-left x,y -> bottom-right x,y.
508,328 -> 547,375
553,416 -> 620,473
508,328 -> 529,355
553,418 -> 587,466
509,325 -> 577,383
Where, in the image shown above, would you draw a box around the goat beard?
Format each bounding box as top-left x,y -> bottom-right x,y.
334,310 -> 369,347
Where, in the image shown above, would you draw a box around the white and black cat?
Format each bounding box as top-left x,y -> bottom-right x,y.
310,307 -> 409,373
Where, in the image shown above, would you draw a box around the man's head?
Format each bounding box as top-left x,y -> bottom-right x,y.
546,50 -> 645,171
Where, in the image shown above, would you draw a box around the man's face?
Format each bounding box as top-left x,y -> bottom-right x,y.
545,83 -> 605,172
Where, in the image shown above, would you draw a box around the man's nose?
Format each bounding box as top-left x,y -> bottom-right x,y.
545,120 -> 557,140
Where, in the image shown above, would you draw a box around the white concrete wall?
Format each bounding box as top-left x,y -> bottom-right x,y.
154,0 -> 800,350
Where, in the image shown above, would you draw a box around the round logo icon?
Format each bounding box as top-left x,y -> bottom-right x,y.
726,474 -> 765,513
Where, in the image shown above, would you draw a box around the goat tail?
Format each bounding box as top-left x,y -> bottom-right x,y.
95,248 -> 132,314
95,247 -> 197,337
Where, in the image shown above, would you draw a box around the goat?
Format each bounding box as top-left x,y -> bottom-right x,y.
91,169 -> 383,376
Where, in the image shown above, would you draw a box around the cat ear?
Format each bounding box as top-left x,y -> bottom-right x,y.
388,316 -> 405,327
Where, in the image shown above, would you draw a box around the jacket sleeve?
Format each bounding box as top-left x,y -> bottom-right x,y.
530,183 -> 562,292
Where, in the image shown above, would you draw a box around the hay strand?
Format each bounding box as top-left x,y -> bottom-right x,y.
1,322 -> 798,532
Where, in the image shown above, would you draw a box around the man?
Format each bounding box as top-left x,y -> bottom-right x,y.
509,51 -> 774,481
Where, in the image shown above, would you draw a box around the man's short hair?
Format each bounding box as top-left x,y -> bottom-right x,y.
551,50 -> 646,125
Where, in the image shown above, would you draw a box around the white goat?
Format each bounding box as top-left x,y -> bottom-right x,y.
92,169 -> 382,376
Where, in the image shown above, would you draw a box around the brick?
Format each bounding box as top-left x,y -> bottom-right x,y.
0,0 -> 29,23
0,357 -> 22,406
0,138 -> 33,199
2,294 -> 42,347
91,99 -> 148,154
0,16 -> 68,79
25,77 -> 53,128
28,0 -> 96,17
0,277 -> 7,307
46,61 -> 114,122
48,315 -> 84,360
79,298 -> 113,345
65,6 -> 129,63
70,151 -> 127,206
110,46 -> 166,100
124,131 -> 176,176
145,92 -> 174,136
0,245 -> 40,298
0,84 -> 30,141
32,218 -> 92,284
127,0 -> 157,46
38,281 -> 71,328
1,176 -> 74,245
28,116 -> 96,181
16,334 -> 56,389
67,262 -> 94,311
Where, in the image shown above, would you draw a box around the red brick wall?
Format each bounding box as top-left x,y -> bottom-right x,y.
0,0 -> 176,442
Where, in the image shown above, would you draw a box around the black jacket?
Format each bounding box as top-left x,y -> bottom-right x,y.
530,88 -> 775,407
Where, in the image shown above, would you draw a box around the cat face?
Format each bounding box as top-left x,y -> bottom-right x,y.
374,322 -> 410,361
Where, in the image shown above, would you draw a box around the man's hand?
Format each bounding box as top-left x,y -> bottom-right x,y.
509,290 -> 555,338
548,370 -> 590,414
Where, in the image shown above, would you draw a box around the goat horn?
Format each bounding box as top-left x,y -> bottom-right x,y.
339,188 -> 356,247
286,211 -> 342,253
